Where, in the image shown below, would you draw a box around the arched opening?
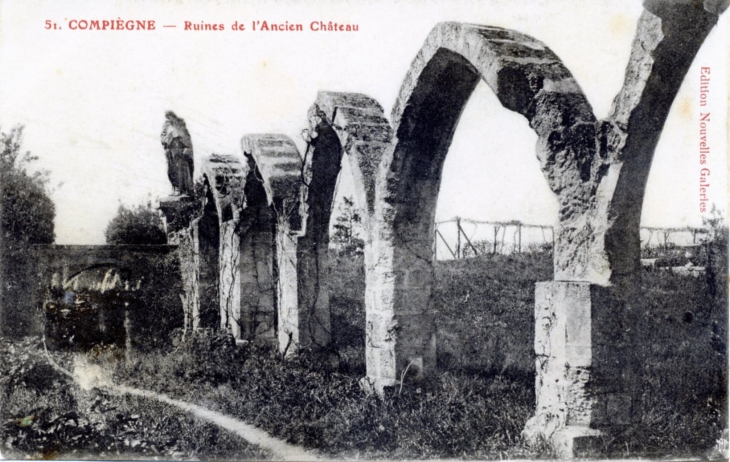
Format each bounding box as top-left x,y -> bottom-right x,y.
326,160 -> 368,372
573,6 -> 730,450
235,155 -> 277,342
197,180 -> 221,329
432,80 -> 557,379
300,92 -> 392,364
241,134 -> 308,352
367,23 -> 596,421
371,42 -> 567,389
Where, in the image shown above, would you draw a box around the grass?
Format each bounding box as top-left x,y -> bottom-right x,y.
2,247 -> 726,459
0,337 -> 270,460
600,267 -> 728,458
117,340 -> 543,460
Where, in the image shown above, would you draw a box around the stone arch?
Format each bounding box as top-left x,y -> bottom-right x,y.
368,21 -> 593,391
201,154 -> 248,337
296,92 -> 392,355
598,4 -> 725,282
241,134 -> 307,354
368,7 -> 727,453
306,92 -> 393,218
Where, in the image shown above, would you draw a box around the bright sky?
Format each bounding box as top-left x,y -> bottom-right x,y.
0,0 -> 727,245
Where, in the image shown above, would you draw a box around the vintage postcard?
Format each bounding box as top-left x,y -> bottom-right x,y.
0,0 -> 728,460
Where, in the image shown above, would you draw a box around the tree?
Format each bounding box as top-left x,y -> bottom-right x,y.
1,125 -> 56,337
1,126 -> 55,247
330,196 -> 364,256
105,202 -> 167,245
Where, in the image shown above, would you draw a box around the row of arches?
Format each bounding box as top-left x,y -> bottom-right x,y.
159,5 -> 725,454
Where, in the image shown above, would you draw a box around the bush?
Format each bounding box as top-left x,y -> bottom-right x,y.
0,337 -> 268,460
1,126 -> 56,337
104,202 -> 166,245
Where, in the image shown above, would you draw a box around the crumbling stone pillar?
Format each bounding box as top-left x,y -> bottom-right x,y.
219,219 -> 241,337
159,111 -> 201,333
276,223 -> 300,355
523,281 -> 640,456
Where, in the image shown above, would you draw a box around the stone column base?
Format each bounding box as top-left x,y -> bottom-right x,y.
552,426 -> 603,459
523,420 -> 603,458
523,280 -> 639,458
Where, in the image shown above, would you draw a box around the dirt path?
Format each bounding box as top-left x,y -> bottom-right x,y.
110,384 -> 319,461
42,341 -> 319,461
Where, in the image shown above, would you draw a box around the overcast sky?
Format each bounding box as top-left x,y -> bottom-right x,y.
1,0 -> 727,245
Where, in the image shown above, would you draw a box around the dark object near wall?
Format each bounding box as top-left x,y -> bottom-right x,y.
30,245 -> 183,352
43,288 -> 127,351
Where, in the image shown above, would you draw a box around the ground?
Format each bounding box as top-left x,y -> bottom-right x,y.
1,250 -> 726,459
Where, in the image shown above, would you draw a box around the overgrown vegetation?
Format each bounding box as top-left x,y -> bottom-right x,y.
111,238 -> 725,459
0,337 -> 269,460
1,126 -> 56,337
114,334 -> 543,460
2,204 -> 726,458
104,202 -> 167,245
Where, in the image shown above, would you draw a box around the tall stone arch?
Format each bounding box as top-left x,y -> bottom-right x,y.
598,1 -> 726,282
298,92 -> 393,355
369,20 -> 594,390
369,2 -> 727,454
525,4 -> 727,454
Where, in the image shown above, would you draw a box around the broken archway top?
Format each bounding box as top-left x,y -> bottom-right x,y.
241,134 -> 305,232
391,21 -> 593,130
201,154 -> 248,222
307,91 -> 392,216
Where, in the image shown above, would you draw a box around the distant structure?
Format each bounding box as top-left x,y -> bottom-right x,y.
160,111 -> 194,196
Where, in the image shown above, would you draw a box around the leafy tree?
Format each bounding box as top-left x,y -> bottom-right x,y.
1,125 -> 56,336
1,126 -> 55,247
331,196 -> 364,256
105,202 -> 167,245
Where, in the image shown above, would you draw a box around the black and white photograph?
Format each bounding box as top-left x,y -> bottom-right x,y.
0,0 -> 728,459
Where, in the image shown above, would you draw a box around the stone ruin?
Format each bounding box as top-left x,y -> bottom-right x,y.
157,1 -> 727,457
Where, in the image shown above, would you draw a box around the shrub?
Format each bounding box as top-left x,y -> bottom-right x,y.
104,202 -> 166,245
1,126 -> 56,337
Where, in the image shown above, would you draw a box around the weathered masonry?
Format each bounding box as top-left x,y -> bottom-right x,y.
158,1 -> 726,457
